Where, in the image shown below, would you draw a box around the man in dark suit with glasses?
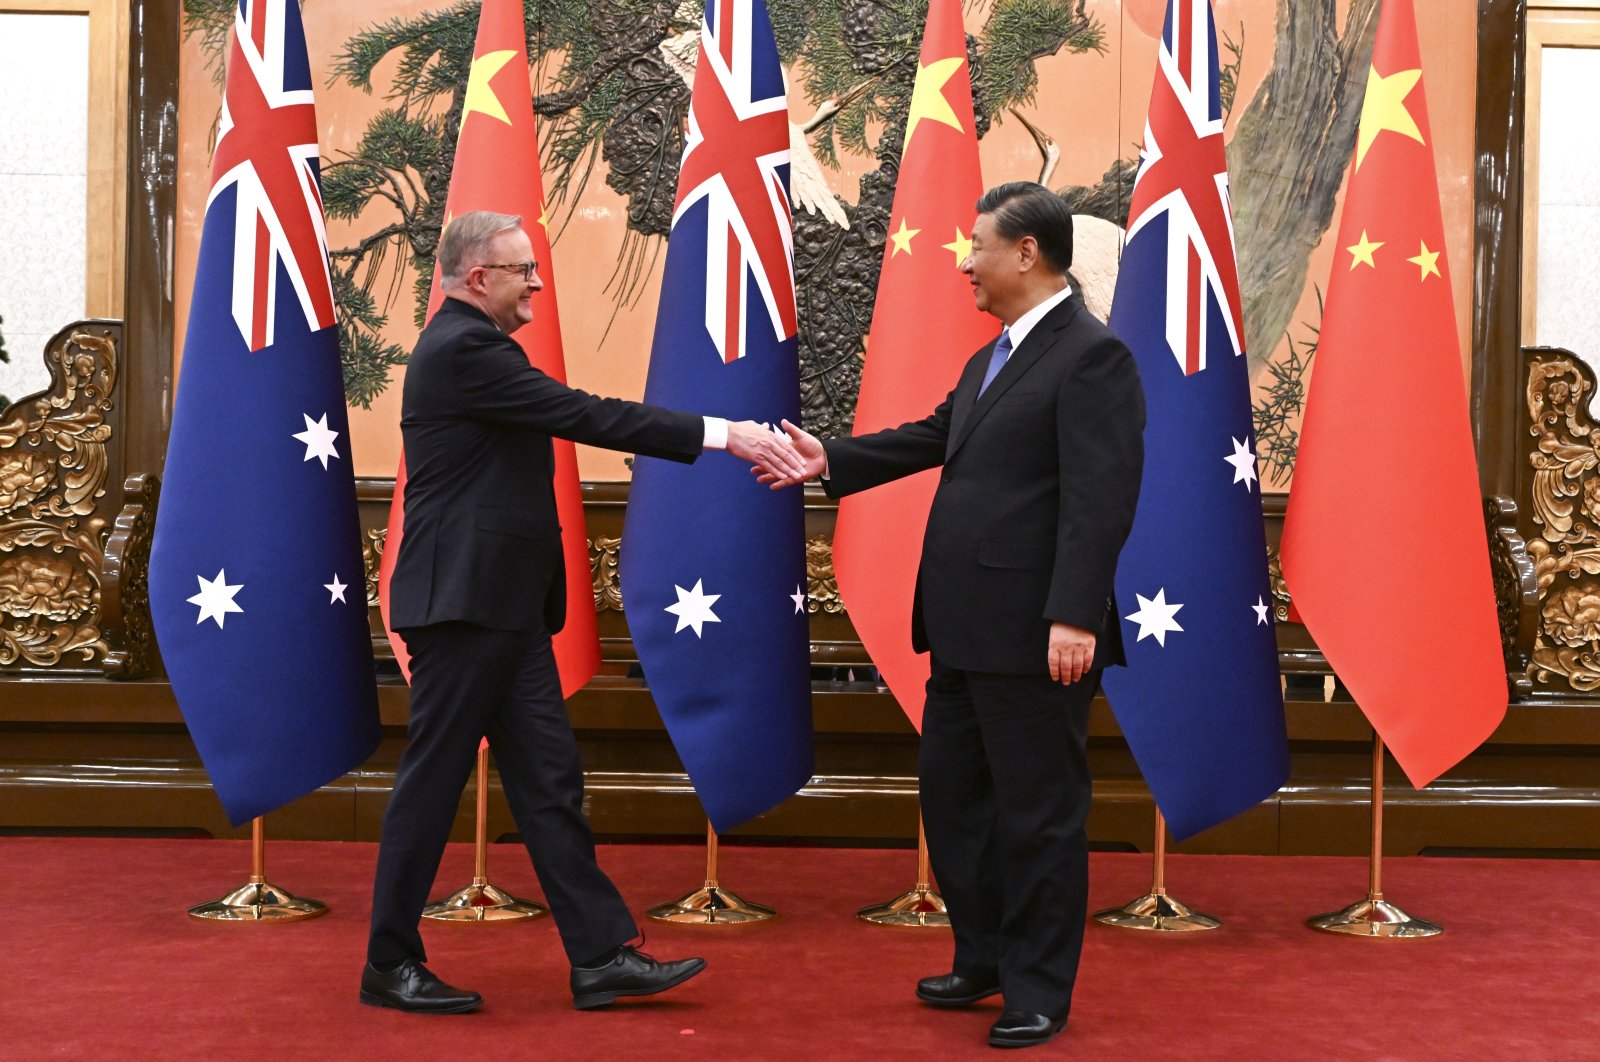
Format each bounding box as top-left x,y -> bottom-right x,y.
362,210 -> 806,1015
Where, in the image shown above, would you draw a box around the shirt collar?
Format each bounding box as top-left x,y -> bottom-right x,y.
1005,283 -> 1074,352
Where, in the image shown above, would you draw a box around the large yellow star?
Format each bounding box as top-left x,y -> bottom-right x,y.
462,49 -> 517,129
889,218 -> 920,257
1346,229 -> 1384,269
903,56 -> 965,151
1407,240 -> 1441,280
1355,66 -> 1424,170
942,227 -> 973,263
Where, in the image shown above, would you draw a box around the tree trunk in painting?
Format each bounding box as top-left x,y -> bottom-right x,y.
1230,0 -> 1380,377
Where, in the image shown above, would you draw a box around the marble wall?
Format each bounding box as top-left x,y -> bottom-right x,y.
0,11 -> 88,405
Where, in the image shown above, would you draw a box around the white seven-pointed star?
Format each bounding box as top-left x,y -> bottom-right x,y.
293,413 -> 341,469
326,574 -> 348,604
1126,589 -> 1184,647
1253,596 -> 1271,625
791,584 -> 806,614
665,579 -> 721,637
188,569 -> 243,629
1225,436 -> 1258,491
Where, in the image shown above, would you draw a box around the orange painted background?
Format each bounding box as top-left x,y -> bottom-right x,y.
173,0 -> 1478,488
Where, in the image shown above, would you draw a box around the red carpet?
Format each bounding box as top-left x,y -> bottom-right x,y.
2,839 -> 1596,1059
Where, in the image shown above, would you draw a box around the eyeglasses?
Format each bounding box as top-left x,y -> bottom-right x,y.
478,260 -> 539,281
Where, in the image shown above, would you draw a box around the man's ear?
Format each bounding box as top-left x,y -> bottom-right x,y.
1017,235 -> 1040,272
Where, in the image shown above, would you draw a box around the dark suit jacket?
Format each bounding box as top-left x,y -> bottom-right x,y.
389,298 -> 704,634
823,293 -> 1145,676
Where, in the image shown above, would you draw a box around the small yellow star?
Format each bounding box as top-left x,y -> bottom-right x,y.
536,201 -> 550,234
1355,66 -> 1425,170
889,218 -> 920,257
942,227 -> 973,263
1346,229 -> 1384,270
1406,240 -> 1441,280
904,56 -> 965,151
462,49 -> 517,129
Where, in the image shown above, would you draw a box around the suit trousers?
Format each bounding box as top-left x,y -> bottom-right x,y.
919,654 -> 1097,1019
367,621 -> 637,968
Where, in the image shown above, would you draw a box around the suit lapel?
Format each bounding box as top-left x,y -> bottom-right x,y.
947,295 -> 1082,459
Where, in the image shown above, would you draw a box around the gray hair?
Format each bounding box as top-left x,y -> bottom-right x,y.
437,210 -> 523,281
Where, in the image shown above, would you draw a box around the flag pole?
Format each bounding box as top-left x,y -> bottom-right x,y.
188,816 -> 327,922
647,820 -> 775,924
423,743 -> 547,922
1093,809 -> 1220,932
1307,731 -> 1441,937
858,813 -> 949,927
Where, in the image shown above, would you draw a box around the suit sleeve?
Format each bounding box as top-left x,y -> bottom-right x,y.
820,389 -> 956,498
452,330 -> 704,463
1046,336 -> 1146,630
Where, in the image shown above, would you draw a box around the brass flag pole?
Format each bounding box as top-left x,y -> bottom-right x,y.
1307,732 -> 1440,937
858,815 -> 949,927
1093,809 -> 1220,932
648,821 -> 775,924
423,742 -> 547,921
188,816 -> 327,922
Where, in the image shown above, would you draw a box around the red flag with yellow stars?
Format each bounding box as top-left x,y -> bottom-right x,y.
1280,0 -> 1505,786
378,0 -> 600,694
832,0 -> 996,731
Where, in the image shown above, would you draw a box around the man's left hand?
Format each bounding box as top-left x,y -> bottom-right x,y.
1048,623 -> 1095,685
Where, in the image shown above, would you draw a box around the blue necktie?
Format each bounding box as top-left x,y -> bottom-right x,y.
978,330 -> 1013,397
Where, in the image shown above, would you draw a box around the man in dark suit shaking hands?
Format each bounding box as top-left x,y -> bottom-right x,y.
363,211 -> 807,1014
765,183 -> 1145,1049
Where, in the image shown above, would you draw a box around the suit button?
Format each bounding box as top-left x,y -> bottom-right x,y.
940,472 -> 951,482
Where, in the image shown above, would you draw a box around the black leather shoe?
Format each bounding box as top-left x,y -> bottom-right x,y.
916,971 -> 1002,1007
988,1010 -> 1067,1048
359,959 -> 482,1014
570,945 -> 707,1010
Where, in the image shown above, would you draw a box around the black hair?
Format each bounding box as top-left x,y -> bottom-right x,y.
974,182 -> 1073,274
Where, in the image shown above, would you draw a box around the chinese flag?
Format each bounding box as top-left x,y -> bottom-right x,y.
1279,0 -> 1505,786
378,0 -> 600,695
831,0 -> 995,730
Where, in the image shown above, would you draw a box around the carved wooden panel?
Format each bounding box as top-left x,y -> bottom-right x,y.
1522,348 -> 1600,692
0,325 -> 120,670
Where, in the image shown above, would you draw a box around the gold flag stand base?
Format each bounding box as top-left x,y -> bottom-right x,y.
188,879 -> 329,922
856,886 -> 948,927
1307,733 -> 1442,939
647,884 -> 776,925
423,744 -> 548,923
189,818 -> 327,922
1093,809 -> 1220,932
423,880 -> 548,922
1094,890 -> 1220,932
1306,897 -> 1441,938
647,823 -> 775,925
858,820 -> 949,927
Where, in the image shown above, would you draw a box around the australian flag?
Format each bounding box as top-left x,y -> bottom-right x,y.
148,0 -> 379,826
620,0 -> 813,833
1100,0 -> 1287,841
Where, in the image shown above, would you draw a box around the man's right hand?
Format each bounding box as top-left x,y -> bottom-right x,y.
726,419 -> 809,482
754,419 -> 827,489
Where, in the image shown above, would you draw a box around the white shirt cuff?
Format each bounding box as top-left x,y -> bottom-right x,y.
702,416 -> 729,450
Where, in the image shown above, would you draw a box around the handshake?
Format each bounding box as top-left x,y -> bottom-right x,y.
725,419 -> 827,489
